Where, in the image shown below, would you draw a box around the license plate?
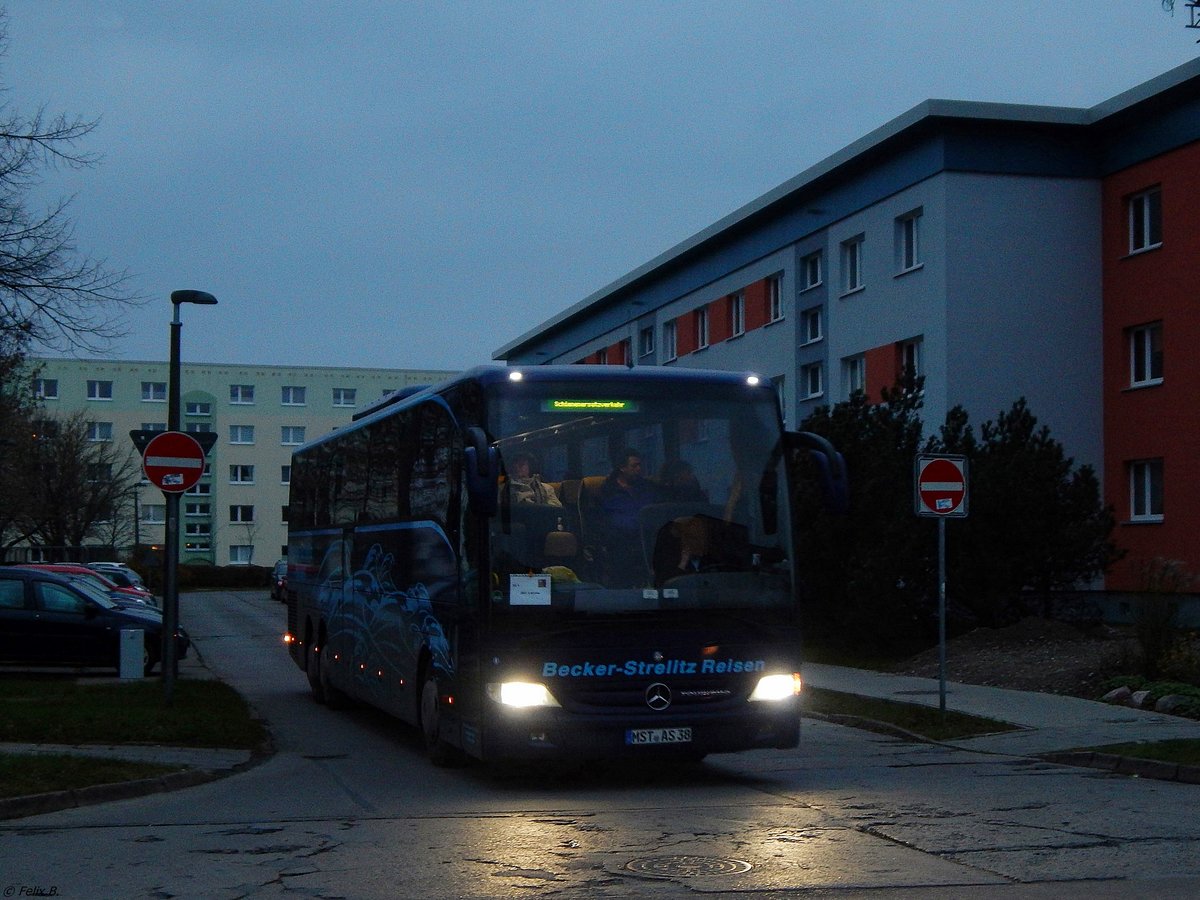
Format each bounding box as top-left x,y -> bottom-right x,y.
625,727 -> 692,745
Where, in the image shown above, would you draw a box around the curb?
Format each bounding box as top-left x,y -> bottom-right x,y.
0,742 -> 275,821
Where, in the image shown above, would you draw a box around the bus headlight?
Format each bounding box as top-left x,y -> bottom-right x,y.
487,682 -> 561,708
749,673 -> 802,702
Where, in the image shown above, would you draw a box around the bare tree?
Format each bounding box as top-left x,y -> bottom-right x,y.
0,11 -> 141,356
14,411 -> 141,557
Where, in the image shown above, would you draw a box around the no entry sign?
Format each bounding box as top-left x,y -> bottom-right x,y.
915,455 -> 968,518
142,431 -> 206,493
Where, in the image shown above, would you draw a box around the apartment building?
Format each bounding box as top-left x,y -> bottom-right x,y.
26,358 -> 454,566
495,59 -> 1200,591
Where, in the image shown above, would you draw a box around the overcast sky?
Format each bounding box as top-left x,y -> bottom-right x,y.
5,1 -> 1197,372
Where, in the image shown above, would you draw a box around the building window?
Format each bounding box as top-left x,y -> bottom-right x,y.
229,545 -> 255,565
840,236 -> 864,294
86,421 -> 113,442
141,422 -> 167,432
1128,187 -> 1162,254
801,251 -> 822,291
87,380 -> 113,401
186,522 -> 212,538
185,401 -> 211,416
843,355 -> 866,398
229,425 -> 255,445
230,464 -> 255,484
281,505 -> 290,524
639,326 -> 654,357
185,541 -> 212,553
281,426 -> 306,445
1129,459 -> 1164,521
768,274 -> 784,322
230,384 -> 255,404
800,362 -> 823,399
229,505 -> 255,523
186,422 -> 213,434
695,308 -> 709,350
281,385 -> 306,405
729,292 -> 745,338
185,502 -> 210,517
333,388 -> 357,407
1129,322 -> 1163,387
141,504 -> 166,524
87,463 -> 112,482
281,465 -> 291,484
186,482 -> 212,497
800,307 -> 822,345
662,321 -> 677,361
596,346 -> 608,365
896,209 -> 922,272
899,337 -> 923,379
34,378 -> 58,400
141,381 -> 167,402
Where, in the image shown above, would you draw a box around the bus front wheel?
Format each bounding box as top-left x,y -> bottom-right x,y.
420,674 -> 465,767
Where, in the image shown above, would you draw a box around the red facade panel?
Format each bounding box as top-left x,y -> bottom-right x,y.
864,344 -> 896,403
675,312 -> 698,357
744,279 -> 770,332
709,297 -> 732,344
1102,139 -> 1200,589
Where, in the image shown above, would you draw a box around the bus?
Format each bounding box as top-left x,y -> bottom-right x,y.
284,365 -> 846,766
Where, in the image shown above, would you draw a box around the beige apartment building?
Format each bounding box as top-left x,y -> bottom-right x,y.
25,358 -> 454,567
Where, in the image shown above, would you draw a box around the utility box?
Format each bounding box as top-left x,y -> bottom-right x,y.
119,628 -> 144,679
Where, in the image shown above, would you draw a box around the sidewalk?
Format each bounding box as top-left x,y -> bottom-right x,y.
803,662 -> 1200,780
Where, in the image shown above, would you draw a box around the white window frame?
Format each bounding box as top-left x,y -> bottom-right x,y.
186,482 -> 212,497
87,380 -> 113,401
34,378 -> 58,400
800,362 -> 823,399
186,522 -> 212,537
896,209 -> 922,273
230,384 -> 255,405
229,545 -> 255,565
281,426 -> 306,446
141,504 -> 166,524
332,387 -> 357,407
1129,459 -> 1164,522
1129,322 -> 1163,387
141,381 -> 167,402
281,385 -> 307,406
184,502 -> 210,517
229,464 -> 255,484
229,504 -> 255,523
281,465 -> 291,484
729,292 -> 745,338
141,422 -> 167,433
695,308 -> 709,350
899,338 -> 923,379
86,421 -> 113,442
1128,187 -> 1162,254
844,355 -> 866,398
229,425 -> 255,445
185,401 -> 212,417
768,274 -> 784,322
800,306 -> 823,345
638,325 -> 654,358
801,251 -> 822,292
840,236 -> 864,295
662,320 -> 677,362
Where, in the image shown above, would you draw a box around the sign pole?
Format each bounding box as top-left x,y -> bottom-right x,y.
938,517 -> 947,713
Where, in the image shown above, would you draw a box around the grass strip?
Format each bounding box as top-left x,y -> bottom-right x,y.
804,686 -> 1018,741
0,677 -> 266,749
0,752 -> 182,799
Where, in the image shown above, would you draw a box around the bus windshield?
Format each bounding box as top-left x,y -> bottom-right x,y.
486,378 -> 791,615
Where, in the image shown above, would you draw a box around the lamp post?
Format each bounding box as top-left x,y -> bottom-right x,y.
163,289 -> 217,704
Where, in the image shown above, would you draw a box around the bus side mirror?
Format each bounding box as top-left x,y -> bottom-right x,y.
784,431 -> 849,515
464,426 -> 499,517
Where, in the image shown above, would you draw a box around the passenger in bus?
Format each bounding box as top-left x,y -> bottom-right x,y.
507,452 -> 561,506
656,459 -> 708,502
653,516 -> 718,585
597,448 -> 661,584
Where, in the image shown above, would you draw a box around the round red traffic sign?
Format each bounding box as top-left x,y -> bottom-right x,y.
916,456 -> 967,517
142,431 -> 206,493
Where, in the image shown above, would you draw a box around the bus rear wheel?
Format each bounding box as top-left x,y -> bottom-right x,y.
420,674 -> 465,767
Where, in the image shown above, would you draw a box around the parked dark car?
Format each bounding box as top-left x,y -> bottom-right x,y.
23,563 -> 158,608
0,567 -> 188,675
270,558 -> 288,602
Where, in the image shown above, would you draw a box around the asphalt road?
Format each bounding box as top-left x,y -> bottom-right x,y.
1,590 -> 1199,899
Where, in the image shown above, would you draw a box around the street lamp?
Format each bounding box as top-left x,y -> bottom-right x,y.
162,289 -> 217,704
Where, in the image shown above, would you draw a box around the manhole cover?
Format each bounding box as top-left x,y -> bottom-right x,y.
624,856 -> 752,878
